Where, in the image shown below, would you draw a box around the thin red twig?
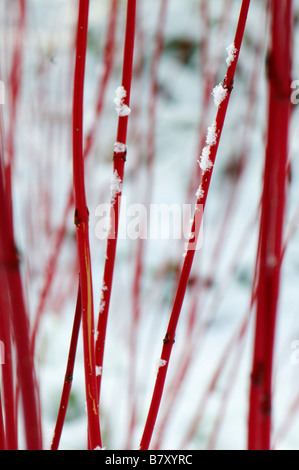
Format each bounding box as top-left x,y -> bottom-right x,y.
139,0 -> 251,450
0,140 -> 42,451
95,0 -> 137,405
51,280 -> 82,450
72,0 -> 101,449
248,0 -> 292,450
31,0 -> 118,350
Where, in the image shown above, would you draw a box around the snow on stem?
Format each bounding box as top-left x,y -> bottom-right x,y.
187,0 -> 234,202
203,12 -> 266,293
95,0 -> 136,405
248,0 -> 292,450
139,0 -> 251,450
153,5 -> 260,446
72,0 -> 101,449
31,0 -> 118,352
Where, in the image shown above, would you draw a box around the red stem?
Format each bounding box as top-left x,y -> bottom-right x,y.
0,148 -> 42,451
153,200 -> 259,448
72,0 -> 101,449
248,0 -> 292,450
187,0 -> 234,202
139,0 -> 251,450
0,12 -> 41,443
154,21 -> 265,447
51,280 -> 82,450
0,280 -> 18,449
31,0 -> 118,350
95,0 -> 137,403
0,110 -> 18,449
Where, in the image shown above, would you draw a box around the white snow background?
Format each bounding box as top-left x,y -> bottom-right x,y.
1,0 -> 299,450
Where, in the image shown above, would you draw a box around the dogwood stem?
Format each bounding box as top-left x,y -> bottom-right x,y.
72,0 -> 101,449
139,0 -> 251,450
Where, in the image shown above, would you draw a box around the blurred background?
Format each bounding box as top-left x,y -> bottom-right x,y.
1,0 -> 299,450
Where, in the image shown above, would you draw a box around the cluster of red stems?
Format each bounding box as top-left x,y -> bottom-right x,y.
0,0 -> 295,450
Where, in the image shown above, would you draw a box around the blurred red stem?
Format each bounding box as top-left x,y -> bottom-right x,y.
248,0 -> 292,450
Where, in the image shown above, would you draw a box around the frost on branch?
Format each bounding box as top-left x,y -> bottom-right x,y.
99,283 -> 108,314
114,141 -> 126,154
110,170 -> 122,203
226,42 -> 238,66
206,121 -> 217,146
196,185 -> 204,200
212,83 -> 228,107
198,146 -> 213,172
156,359 -> 167,372
114,86 -> 131,117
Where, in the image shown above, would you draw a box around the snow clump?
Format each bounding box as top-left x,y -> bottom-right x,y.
110,170 -> 122,203
114,86 -> 131,116
226,42 -> 238,66
206,121 -> 217,146
212,83 -> 228,107
196,185 -> 204,200
114,141 -> 126,154
198,146 -> 213,172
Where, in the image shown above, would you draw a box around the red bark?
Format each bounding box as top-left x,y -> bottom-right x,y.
72,0 -> 101,449
248,0 -> 292,450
